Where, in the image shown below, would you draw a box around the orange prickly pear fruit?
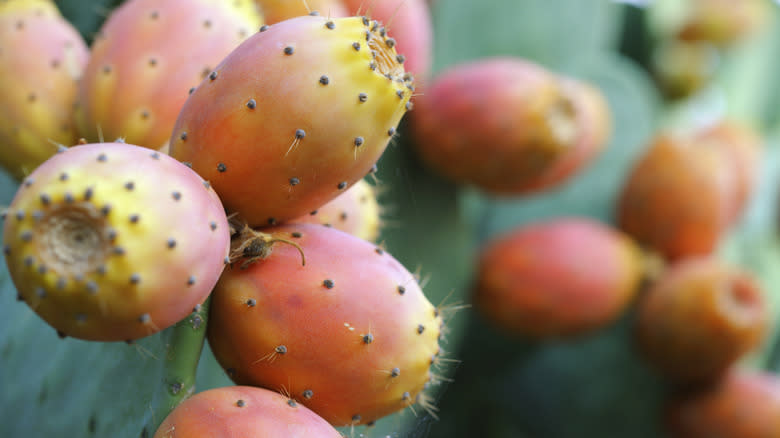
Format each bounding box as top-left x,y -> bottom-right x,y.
169,15 -> 412,226
473,217 -> 643,338
208,224 -> 443,426
617,130 -> 738,261
635,258 -> 768,384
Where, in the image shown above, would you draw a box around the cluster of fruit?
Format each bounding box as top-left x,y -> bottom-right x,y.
3,0 -> 780,436
648,0 -> 770,99
398,1 -> 778,436
1,0 -> 447,435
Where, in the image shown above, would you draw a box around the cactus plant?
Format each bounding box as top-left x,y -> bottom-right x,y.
3,1 -> 780,437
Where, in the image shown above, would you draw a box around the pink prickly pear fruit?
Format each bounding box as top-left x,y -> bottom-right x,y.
342,0 -> 433,83
75,0 -> 263,149
154,385 -> 343,438
2,142 -> 230,342
666,369 -> 780,438
208,224 -> 443,426
411,58 -> 611,195
0,0 -> 89,180
635,258 -> 768,385
254,0 -> 347,24
473,218 -> 643,338
170,15 -> 412,227
289,178 -> 382,242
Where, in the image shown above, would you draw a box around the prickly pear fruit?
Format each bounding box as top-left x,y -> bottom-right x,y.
170,15 -> 412,226
411,57 -> 610,195
652,40 -> 719,100
617,130 -> 739,261
154,385 -> 343,437
289,178 -> 382,241
635,258 -> 767,384
2,142 -> 230,341
75,0 -> 263,149
0,0 -> 88,180
208,223 -> 443,426
676,0 -> 770,48
696,120 -> 763,225
666,369 -> 780,438
254,0 -> 347,24
473,218 -> 642,338
342,0 -> 433,82
531,76 -> 612,192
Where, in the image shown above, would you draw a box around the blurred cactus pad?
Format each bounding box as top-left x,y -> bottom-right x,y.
4,0 -> 780,437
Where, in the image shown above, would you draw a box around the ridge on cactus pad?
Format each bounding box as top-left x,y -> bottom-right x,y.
169,14 -> 412,226
2,142 -> 231,341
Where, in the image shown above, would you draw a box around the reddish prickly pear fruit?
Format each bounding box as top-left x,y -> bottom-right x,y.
617,130 -> 739,261
342,0 -> 433,82
208,223 -> 443,426
289,178 -> 382,242
695,120 -> 763,225
75,0 -> 262,149
635,258 -> 768,385
0,0 -> 89,180
170,15 -> 412,227
254,0 -> 347,24
666,369 -> 780,438
154,385 -> 343,437
473,218 -> 642,338
2,142 -> 230,341
529,76 -> 612,192
411,58 -> 611,195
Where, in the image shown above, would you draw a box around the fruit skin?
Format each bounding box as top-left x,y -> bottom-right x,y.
208,223 -> 442,426
170,15 -> 412,226
289,178 -> 382,242
616,130 -> 737,261
154,385 -> 343,438
473,217 -> 642,338
254,0 -> 347,24
651,40 -> 719,100
635,258 -> 767,384
411,57 -> 610,195
2,142 -> 230,341
696,120 -> 763,225
666,369 -> 780,438
342,0 -> 433,82
0,0 -> 89,180
75,0 -> 262,149
676,0 -> 770,48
